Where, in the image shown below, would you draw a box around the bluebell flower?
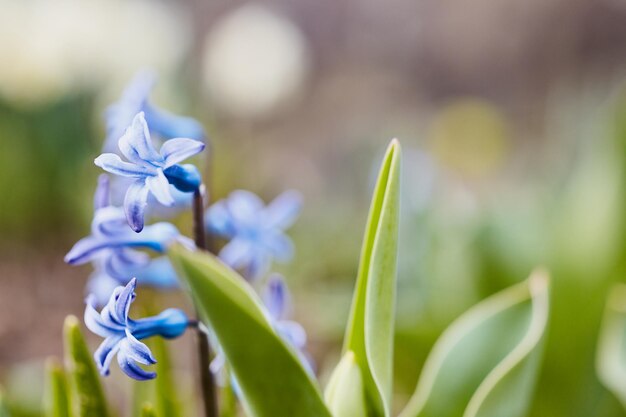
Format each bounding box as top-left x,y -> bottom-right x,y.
84,278 -> 190,380
206,190 -> 302,280
95,112 -> 205,232
263,275 -> 308,354
103,71 -> 205,153
69,176 -> 184,304
65,204 -> 192,267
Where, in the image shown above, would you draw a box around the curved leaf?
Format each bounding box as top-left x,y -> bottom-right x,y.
596,283 -> 626,409
399,270 -> 549,417
44,358 -> 71,417
169,246 -> 332,417
339,139 -> 401,417
63,315 -> 109,417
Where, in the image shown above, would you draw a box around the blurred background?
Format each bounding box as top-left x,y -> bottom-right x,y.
1,0 -> 626,415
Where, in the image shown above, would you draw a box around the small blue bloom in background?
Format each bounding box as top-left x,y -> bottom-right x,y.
206,190 -> 302,280
104,71 -> 205,153
263,275 -> 308,354
84,278 -> 190,380
95,112 -> 205,232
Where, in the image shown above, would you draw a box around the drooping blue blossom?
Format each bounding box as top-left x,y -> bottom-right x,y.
84,278 -> 190,380
70,176 -> 184,304
263,275 -> 308,355
95,112 -> 205,232
103,71 -> 205,153
206,190 -> 302,280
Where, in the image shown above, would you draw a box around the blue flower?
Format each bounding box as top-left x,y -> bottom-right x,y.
95,112 -> 205,232
103,71 -> 205,153
84,278 -> 190,380
263,275 -> 308,353
68,176 -> 184,304
64,204 -> 192,267
206,190 -> 302,280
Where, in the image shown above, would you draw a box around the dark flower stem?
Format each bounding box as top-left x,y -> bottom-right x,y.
192,188 -> 218,417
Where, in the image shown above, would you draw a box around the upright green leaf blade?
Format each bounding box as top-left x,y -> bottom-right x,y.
169,246 -> 332,417
399,270 -> 549,417
44,358 -> 71,417
63,315 -> 109,417
340,139 -> 401,416
596,283 -> 626,409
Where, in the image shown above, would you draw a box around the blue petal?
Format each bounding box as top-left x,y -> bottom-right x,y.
219,238 -> 254,269
265,233 -> 295,262
91,206 -> 128,237
160,138 -> 205,168
277,321 -> 307,349
114,278 -> 137,324
134,257 -> 179,289
244,251 -> 271,281
132,308 -> 189,339
124,180 -> 150,232
264,190 -> 302,230
163,164 -> 202,193
95,153 -> 153,178
263,275 -> 289,320
117,349 -> 156,381
121,329 -> 157,365
145,169 -> 175,206
84,295 -> 123,337
144,104 -> 205,141
104,249 -> 149,280
205,200 -> 235,237
118,112 -> 163,167
104,71 -> 155,153
226,190 -> 265,227
94,335 -> 123,376
138,222 -> 181,252
65,236 -> 106,265
93,175 -> 111,210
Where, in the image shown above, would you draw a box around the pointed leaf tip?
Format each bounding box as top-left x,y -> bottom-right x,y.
340,139 -> 402,417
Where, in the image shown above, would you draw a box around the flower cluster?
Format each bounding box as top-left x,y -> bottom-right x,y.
66,72 -> 310,383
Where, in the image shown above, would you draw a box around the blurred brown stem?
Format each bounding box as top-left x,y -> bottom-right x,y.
193,188 -> 218,417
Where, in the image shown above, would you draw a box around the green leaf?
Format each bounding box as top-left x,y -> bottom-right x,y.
324,351 -> 368,417
399,270 -> 550,417
63,315 -> 109,417
168,246 -> 332,417
339,139 -> 401,417
44,358 -> 72,417
596,283 -> 626,409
